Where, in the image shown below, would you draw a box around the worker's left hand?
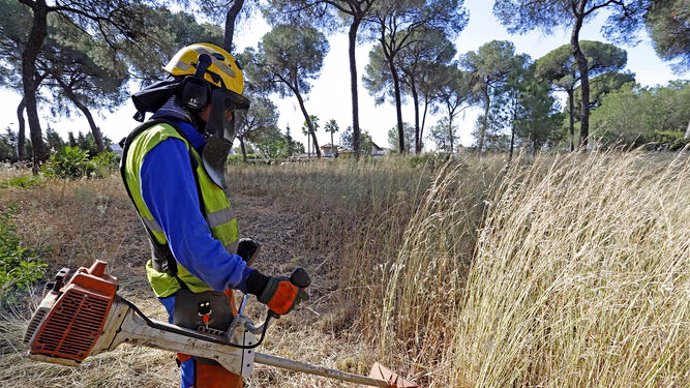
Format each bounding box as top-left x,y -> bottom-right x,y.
258,267 -> 310,316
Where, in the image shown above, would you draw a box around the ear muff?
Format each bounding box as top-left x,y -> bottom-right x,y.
179,77 -> 210,110
178,54 -> 213,111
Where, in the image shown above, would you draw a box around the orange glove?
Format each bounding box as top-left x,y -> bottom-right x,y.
258,268 -> 310,316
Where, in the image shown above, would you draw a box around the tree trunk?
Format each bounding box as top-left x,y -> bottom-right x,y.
16,98 -> 27,161
411,81 -> 421,154
22,1 -> 50,173
684,119 -> 690,140
294,91 -> 320,158
571,7 -> 590,150
56,78 -> 105,153
239,135 -> 248,162
387,54 -> 405,154
223,0 -> 244,52
478,86 -> 490,154
448,115 -> 454,154
421,96 -> 430,152
567,88 -> 575,152
75,101 -> 105,153
348,18 -> 362,159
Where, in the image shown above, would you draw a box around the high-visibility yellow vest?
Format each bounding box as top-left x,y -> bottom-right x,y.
121,121 -> 239,297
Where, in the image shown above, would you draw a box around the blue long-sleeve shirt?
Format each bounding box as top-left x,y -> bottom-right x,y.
139,120 -> 252,292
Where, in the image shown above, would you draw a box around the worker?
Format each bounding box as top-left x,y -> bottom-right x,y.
119,43 -> 308,388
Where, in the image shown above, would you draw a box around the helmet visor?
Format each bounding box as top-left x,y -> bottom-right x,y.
202,88 -> 250,189
207,87 -> 250,142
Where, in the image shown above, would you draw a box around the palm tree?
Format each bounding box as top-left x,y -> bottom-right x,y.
324,119 -> 340,156
302,115 -> 319,158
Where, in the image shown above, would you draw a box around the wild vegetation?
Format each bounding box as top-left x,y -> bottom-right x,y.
1,1 -> 690,387
2,151 -> 690,386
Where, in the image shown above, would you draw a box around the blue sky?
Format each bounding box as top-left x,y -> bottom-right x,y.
0,0 -> 686,150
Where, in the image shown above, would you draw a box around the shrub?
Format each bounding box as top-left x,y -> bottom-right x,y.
91,151 -> 120,176
42,147 -> 118,179
0,212 -> 46,303
43,146 -> 96,179
651,130 -> 690,151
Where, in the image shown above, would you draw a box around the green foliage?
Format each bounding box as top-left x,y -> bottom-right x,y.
430,117 -> 460,153
514,78 -> 565,152
462,40 -> 525,152
0,128 -> 17,163
324,119 -> 339,137
591,81 -> 690,148
228,153 -> 260,164
645,0 -> 690,71
91,151 -> 120,175
0,175 -> 42,189
236,93 -> 280,149
652,130 -> 690,151
535,41 -> 628,92
244,24 -> 329,98
407,153 -> 449,169
42,146 -> 96,179
388,122 -> 415,152
256,135 -> 290,159
126,6 -> 224,82
573,71 -> 636,112
493,0 -> 647,41
341,127 -> 374,154
0,212 -> 46,302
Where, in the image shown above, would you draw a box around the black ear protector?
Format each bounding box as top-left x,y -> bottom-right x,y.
179,53 -> 213,111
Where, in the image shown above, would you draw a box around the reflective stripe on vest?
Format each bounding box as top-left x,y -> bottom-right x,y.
123,122 -> 239,297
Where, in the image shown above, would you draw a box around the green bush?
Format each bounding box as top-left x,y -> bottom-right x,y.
91,151 -> 120,176
43,146 -> 96,179
651,130 -> 690,151
0,213 -> 46,302
42,147 -> 119,179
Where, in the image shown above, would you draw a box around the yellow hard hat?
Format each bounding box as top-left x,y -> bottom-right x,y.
163,43 -> 244,95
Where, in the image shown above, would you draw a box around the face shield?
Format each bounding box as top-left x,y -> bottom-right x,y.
201,87 -> 250,189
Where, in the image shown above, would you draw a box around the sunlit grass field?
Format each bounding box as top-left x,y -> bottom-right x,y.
1,151 -> 689,387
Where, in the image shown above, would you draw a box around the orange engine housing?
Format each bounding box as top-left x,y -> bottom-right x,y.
24,261 -> 118,364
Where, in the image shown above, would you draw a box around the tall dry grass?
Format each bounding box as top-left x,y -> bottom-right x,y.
375,151 -> 690,387
4,151 -> 689,387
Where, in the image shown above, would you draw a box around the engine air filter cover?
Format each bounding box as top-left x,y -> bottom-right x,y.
27,261 -> 117,364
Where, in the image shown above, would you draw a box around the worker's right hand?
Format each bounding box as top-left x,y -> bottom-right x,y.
258,267 -> 310,316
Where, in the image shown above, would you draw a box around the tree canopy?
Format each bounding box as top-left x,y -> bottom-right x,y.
244,24 -> 329,157
645,0 -> 690,71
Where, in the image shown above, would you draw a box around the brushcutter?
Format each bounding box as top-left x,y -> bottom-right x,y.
23,261 -> 418,387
